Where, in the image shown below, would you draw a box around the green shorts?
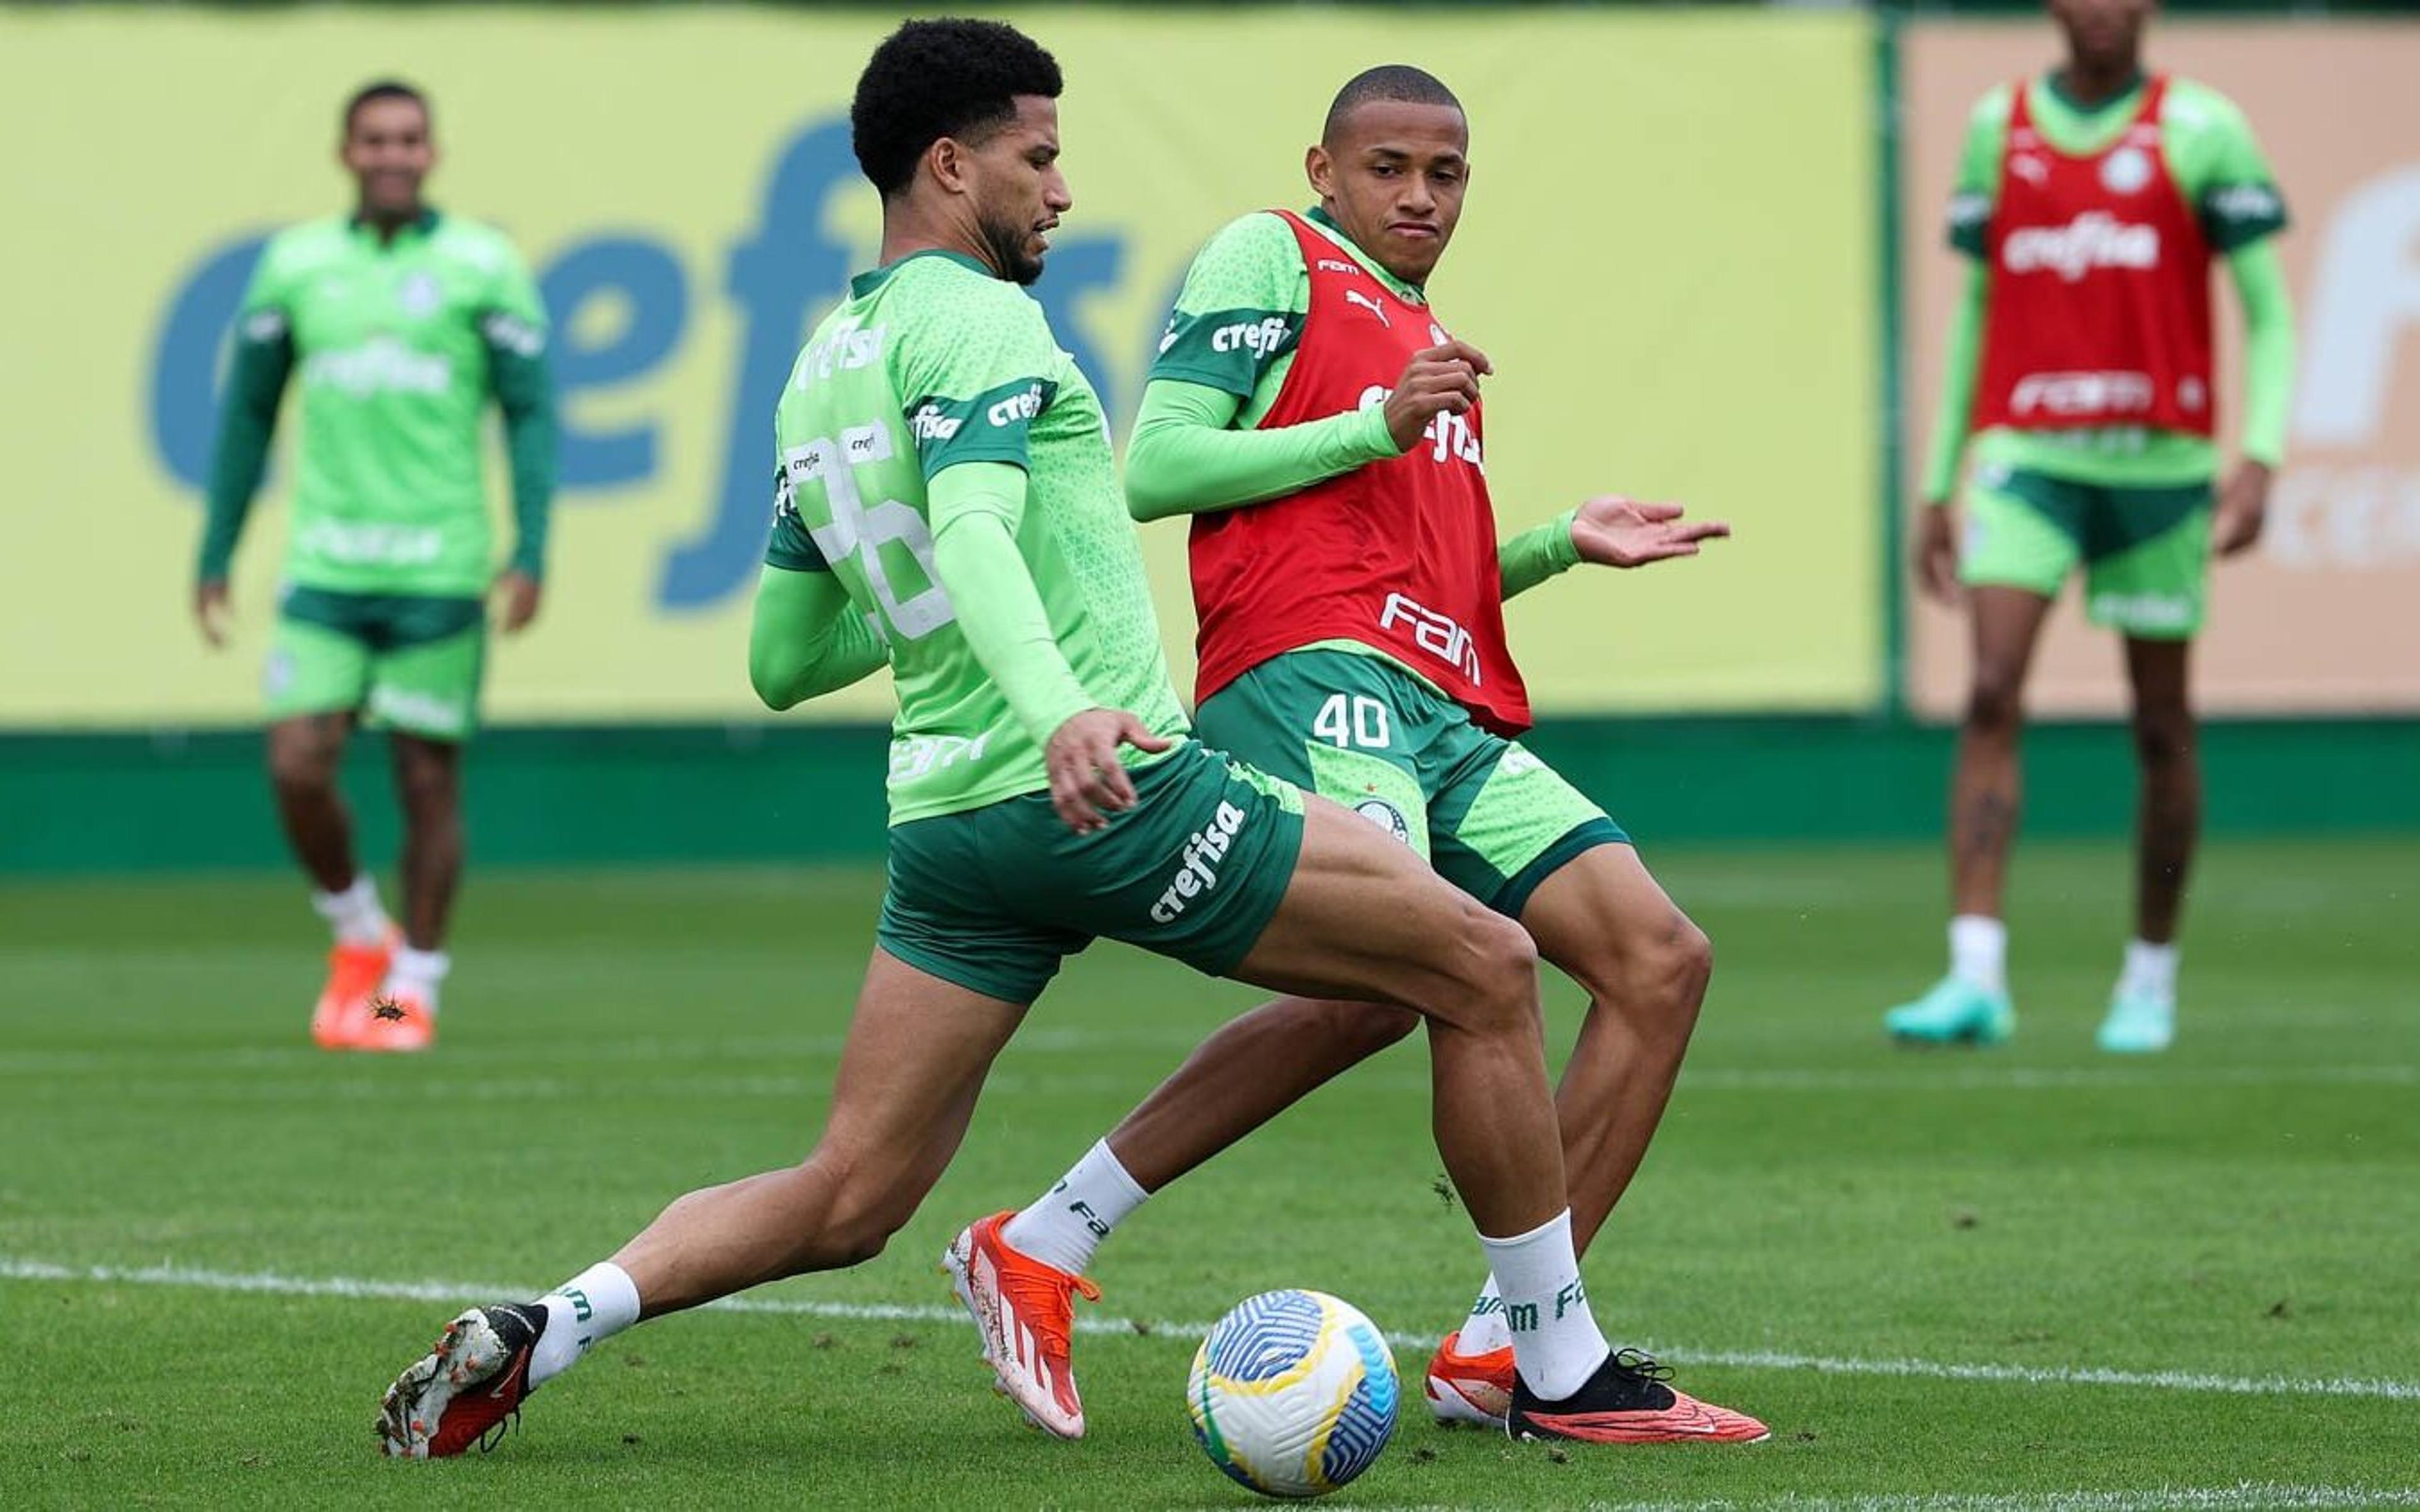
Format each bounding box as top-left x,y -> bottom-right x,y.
877,740 -> 1307,1005
1196,648 -> 1627,919
1960,465 -> 2214,639
265,587 -> 487,742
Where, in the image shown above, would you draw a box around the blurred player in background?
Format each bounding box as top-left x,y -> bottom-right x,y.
971,66 -> 1764,1445
195,81 -> 556,1052
377,20 -> 1654,1459
1886,0 -> 2293,1054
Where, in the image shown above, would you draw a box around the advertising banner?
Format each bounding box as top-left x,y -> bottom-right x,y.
0,6 -> 1877,728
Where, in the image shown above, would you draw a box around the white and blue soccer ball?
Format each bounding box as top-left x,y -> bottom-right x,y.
1187,1289 -> 1398,1499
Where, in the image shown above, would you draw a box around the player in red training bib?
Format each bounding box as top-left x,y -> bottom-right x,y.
973,66 -> 1767,1446
1889,0 -> 2295,1053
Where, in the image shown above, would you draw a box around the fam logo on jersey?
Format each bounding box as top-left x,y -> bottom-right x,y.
2100,146 -> 2153,195
1378,591 -> 1482,685
1353,795 -> 1411,845
2002,212 -> 2161,282
396,270 -> 444,318
2009,369 -> 2156,418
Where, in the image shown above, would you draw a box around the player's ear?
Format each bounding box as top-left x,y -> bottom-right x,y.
928,136 -> 972,198
1304,143 -> 1334,200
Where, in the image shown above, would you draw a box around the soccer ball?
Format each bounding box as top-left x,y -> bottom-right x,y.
1186,1289 -> 1398,1499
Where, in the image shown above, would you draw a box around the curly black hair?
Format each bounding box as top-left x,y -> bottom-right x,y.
851,18 -> 1064,198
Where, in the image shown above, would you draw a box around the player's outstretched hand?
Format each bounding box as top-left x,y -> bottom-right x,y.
1913,504 -> 1961,606
1046,708 -> 1174,835
1569,496 -> 1730,570
2215,459 -> 2272,558
494,570 -> 543,634
194,579 -> 231,648
1384,340 -> 1492,454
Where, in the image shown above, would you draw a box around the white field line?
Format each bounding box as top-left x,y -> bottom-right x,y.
1562,1486 -> 2420,1512
5,1256 -> 2417,1406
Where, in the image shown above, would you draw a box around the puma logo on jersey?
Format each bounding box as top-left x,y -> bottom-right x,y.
2002,212 -> 2161,282
1344,289 -> 1391,327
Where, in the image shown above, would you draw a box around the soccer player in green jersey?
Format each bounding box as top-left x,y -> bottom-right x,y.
1884,0 -> 2295,1053
978,66 -> 1766,1445
195,81 -> 556,1052
377,21 -> 1645,1459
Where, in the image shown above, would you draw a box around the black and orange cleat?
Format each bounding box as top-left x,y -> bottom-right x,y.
1507,1348 -> 1770,1445
377,1303 -> 543,1458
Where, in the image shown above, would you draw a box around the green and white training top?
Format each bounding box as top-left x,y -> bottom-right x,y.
200,210 -> 555,597
769,250 -> 1189,825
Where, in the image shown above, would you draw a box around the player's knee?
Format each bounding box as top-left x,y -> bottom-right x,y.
267,733 -> 338,794
1453,907 -> 1540,1030
1654,915 -> 1715,1019
2131,710 -> 2196,769
1964,675 -> 2025,736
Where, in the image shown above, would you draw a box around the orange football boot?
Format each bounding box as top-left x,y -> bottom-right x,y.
352,985 -> 435,1053
943,1210 -> 1100,1439
1426,1327 -> 1518,1428
309,930 -> 397,1050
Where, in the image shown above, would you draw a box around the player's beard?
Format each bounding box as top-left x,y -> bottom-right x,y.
978,206 -> 1046,287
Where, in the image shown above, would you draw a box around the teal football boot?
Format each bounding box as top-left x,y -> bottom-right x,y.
1884,976 -> 2015,1046
2095,992 -> 2175,1053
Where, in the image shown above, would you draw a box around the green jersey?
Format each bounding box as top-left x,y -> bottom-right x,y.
1151,206 -> 1423,426
202,211 -> 555,596
769,250 -> 1187,825
1938,74 -> 2288,490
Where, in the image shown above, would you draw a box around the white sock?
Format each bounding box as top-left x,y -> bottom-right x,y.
311,874 -> 391,947
527,1261 -> 642,1389
1457,1276 -> 1512,1354
2118,939 -> 2179,1005
1477,1210 -> 1609,1401
384,946 -> 450,1011
1000,1139 -> 1150,1276
1949,914 -> 2007,994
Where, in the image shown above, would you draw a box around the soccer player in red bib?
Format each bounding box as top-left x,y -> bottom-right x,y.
966,66 -> 1766,1445
1887,0 -> 2295,1053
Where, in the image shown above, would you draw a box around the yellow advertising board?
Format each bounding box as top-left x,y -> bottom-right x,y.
1903,21 -> 2420,717
0,6 -> 1878,728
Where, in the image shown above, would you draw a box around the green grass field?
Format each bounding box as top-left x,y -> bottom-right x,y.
4,837 -> 2416,1509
